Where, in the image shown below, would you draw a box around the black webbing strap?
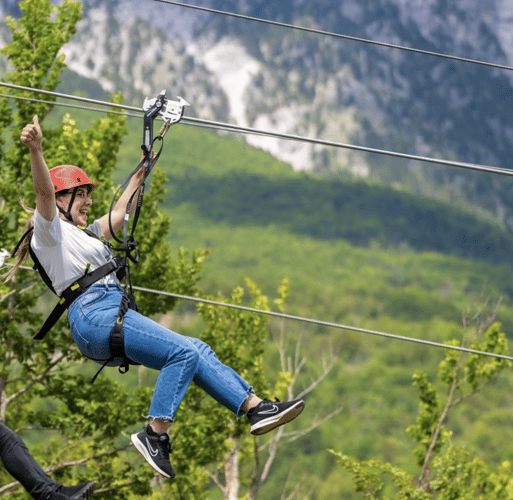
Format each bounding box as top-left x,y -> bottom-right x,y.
57,186 -> 78,223
34,301 -> 68,340
33,259 -> 121,340
110,289 -> 132,365
34,301 -> 67,341
90,288 -> 139,384
28,244 -> 56,295
107,140 -> 164,263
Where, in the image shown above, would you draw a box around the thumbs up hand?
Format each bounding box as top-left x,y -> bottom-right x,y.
20,115 -> 43,151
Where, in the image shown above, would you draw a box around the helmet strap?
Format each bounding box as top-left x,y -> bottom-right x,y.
57,186 -> 78,223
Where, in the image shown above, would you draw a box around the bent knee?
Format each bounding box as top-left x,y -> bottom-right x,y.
187,337 -> 216,356
180,343 -> 200,368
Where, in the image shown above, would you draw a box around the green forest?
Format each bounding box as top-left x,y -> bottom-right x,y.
43,102 -> 513,499
3,1 -> 513,499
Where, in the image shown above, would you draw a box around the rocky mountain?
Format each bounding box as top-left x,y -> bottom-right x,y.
2,0 -> 513,229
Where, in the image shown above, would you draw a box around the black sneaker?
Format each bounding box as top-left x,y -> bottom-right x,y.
51,481 -> 96,499
247,398 -> 305,435
131,425 -> 175,479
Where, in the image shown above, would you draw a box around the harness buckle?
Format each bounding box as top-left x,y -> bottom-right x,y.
125,235 -> 139,264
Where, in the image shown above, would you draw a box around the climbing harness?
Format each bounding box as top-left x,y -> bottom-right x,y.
12,90 -> 189,382
10,223 -> 129,383
96,91 -> 189,382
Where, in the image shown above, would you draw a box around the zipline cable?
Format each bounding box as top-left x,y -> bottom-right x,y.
132,284 -> 513,362
0,92 -> 270,136
153,0 -> 513,72
2,263 -> 512,362
0,81 -> 141,113
186,115 -> 513,176
0,92 -> 141,119
1,82 -> 512,177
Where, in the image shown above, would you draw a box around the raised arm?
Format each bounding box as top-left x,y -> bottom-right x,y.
97,154 -> 149,240
21,116 -> 56,222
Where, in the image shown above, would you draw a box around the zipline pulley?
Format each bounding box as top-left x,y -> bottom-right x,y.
141,90 -> 189,155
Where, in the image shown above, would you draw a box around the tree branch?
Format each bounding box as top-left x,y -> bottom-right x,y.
44,442 -> 132,474
260,425 -> 284,484
284,406 -> 345,443
207,469 -> 226,496
417,299 -> 502,489
418,352 -> 463,488
295,352 -> 338,400
5,351 -> 66,407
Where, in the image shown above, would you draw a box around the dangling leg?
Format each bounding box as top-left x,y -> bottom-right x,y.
122,312 -> 201,479
0,422 -> 58,499
187,338 -> 305,435
0,423 -> 95,499
69,286 -> 199,480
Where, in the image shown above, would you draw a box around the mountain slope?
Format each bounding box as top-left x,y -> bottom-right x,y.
76,0 -> 513,231
2,0 -> 513,230
168,171 -> 513,264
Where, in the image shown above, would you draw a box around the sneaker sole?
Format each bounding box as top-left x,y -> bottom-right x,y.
70,481 -> 96,499
250,400 -> 305,435
131,433 -> 175,479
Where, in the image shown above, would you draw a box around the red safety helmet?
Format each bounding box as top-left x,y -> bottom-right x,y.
49,165 -> 96,194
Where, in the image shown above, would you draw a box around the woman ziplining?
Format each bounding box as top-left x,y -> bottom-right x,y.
6,115 -> 305,479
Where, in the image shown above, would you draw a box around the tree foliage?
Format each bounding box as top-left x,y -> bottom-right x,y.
0,3 -> 310,499
0,0 -> 207,497
330,310 -> 513,499
167,172 -> 513,264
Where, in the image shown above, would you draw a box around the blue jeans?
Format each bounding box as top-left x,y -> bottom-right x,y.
67,283 -> 253,421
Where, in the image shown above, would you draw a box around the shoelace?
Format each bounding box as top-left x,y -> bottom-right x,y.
249,397 -> 281,416
260,397 -> 280,407
157,434 -> 172,457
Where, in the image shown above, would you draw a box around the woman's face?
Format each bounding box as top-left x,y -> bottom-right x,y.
57,186 -> 93,226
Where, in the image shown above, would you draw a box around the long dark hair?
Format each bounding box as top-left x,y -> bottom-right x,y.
4,203 -> 34,282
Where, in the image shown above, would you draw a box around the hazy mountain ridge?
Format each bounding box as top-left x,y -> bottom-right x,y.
2,0 -> 513,230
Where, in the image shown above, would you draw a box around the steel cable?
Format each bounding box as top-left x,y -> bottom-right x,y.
153,0 -> 513,72
3,264 -> 512,362
1,82 -> 511,177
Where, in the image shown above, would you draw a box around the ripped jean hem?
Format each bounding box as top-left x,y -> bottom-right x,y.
145,415 -> 174,423
235,389 -> 255,419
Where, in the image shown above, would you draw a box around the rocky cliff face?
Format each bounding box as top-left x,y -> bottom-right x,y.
2,0 -> 513,227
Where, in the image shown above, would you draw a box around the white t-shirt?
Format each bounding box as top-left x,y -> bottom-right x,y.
31,209 -> 120,296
